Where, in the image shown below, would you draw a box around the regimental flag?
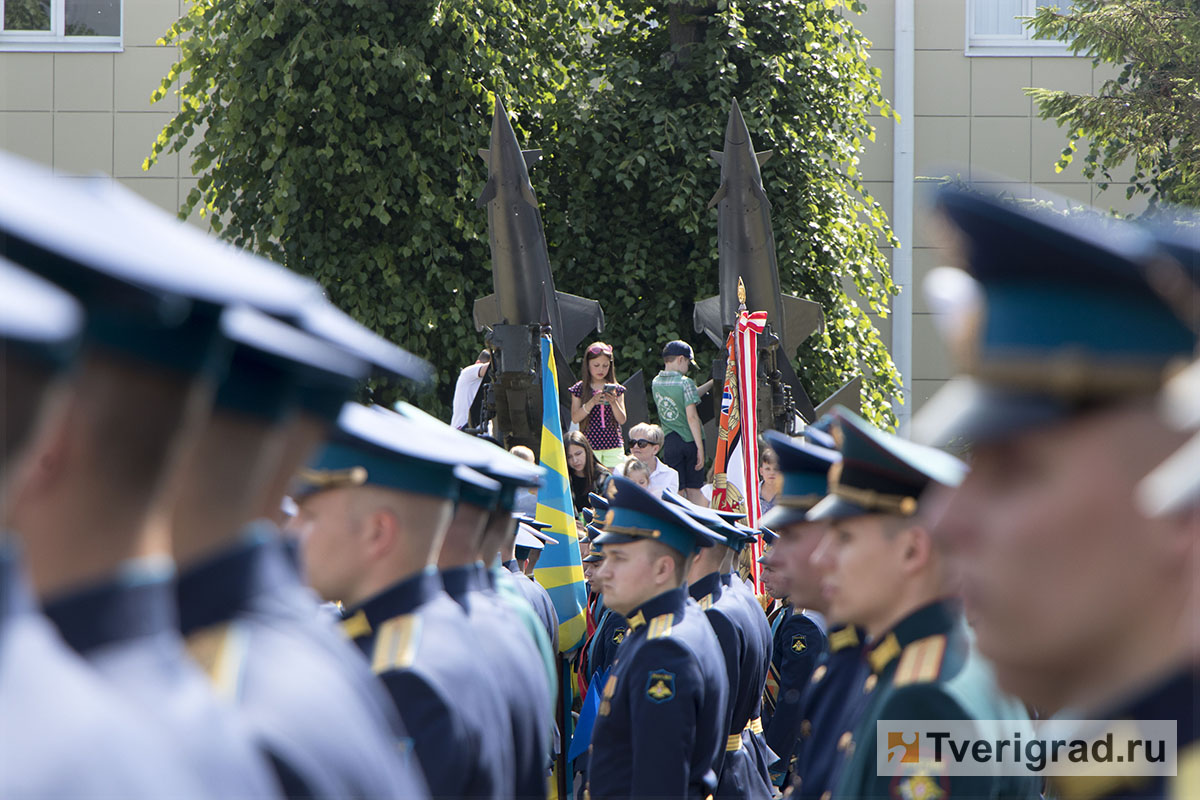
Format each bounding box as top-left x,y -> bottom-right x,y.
710,331 -> 748,519
533,334 -> 588,655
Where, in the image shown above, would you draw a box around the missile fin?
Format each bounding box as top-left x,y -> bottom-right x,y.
709,150 -> 725,167
522,149 -> 543,168
477,149 -> 491,163
519,180 -> 538,208
756,150 -> 774,167
692,295 -> 725,348
554,291 -> 605,359
472,294 -> 501,332
780,293 -> 824,356
476,177 -> 498,209
707,182 -> 728,210
815,376 -> 863,419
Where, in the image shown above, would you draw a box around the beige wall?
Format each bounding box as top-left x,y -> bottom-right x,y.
0,0 -> 203,223
854,0 -> 1147,413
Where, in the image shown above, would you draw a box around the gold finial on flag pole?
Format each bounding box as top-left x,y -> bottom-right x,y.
736,277 -> 747,313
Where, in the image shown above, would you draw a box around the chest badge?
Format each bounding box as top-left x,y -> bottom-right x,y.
613,627 -> 626,645
645,670 -> 676,703
791,634 -> 808,654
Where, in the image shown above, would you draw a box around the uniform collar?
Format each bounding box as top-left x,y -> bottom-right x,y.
626,586 -> 687,631
44,558 -> 177,655
686,571 -> 724,606
503,559 -> 522,574
343,567 -> 440,640
866,598 -> 960,674
440,563 -> 476,602
0,537 -> 35,622
474,561 -> 496,591
175,522 -> 295,636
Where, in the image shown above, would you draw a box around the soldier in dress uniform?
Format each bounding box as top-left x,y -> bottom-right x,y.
0,257 -> 205,797
505,515 -> 561,649
293,403 -> 513,798
663,492 -> 773,800
918,189 -> 1199,799
807,406 -> 1037,800
755,432 -> 841,791
1,156 -> 283,797
586,475 -> 729,800
171,308 -> 429,800
582,526 -> 629,685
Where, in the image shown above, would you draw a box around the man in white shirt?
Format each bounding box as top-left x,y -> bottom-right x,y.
615,422 -> 679,496
450,350 -> 490,430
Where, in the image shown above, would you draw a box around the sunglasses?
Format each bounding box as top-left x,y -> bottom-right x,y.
586,343 -> 613,356
629,439 -> 659,449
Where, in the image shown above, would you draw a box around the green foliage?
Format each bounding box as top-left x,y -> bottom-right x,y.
1025,0 -> 1200,211
151,0 -> 899,425
534,0 -> 900,426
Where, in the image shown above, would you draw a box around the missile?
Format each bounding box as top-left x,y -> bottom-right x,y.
473,98 -> 603,359
693,98 -> 823,359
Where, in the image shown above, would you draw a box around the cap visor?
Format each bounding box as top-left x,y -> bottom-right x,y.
911,376 -> 1071,447
515,528 -> 546,549
805,494 -> 871,523
758,504 -> 809,529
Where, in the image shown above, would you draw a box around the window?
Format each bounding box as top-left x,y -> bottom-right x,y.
1,0 -> 121,52
966,0 -> 1073,57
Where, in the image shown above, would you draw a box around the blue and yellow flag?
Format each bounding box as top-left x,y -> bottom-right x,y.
533,335 -> 588,654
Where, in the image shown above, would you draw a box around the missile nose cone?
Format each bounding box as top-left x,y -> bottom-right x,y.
726,97 -> 750,146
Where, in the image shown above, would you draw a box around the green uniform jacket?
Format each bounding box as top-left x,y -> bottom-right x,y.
832,599 -> 1040,800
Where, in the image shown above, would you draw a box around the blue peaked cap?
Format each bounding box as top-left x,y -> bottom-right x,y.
914,188 -> 1197,446
758,430 -> 842,528
591,476 -> 724,556
660,491 -> 750,550
0,256 -> 82,371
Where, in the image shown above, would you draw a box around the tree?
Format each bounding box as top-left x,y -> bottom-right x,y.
150,0 -> 899,425
149,0 -> 590,407
535,0 -> 901,426
1026,0 -> 1200,210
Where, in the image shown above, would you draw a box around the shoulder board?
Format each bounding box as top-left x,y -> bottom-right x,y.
893,634 -> 947,687
828,626 -> 859,652
646,613 -> 675,640
371,614 -> 422,673
185,621 -> 250,701
698,594 -> 713,610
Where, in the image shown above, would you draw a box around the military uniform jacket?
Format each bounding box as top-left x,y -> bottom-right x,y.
0,542 -> 207,798
689,572 -> 773,800
504,559 -> 560,653
1047,667 -> 1199,800
791,625 -> 866,800
833,599 -> 1040,800
42,562 -> 281,798
344,566 -> 510,799
587,587 -> 729,800
721,572 -> 776,791
764,604 -> 827,784
443,564 -> 552,800
588,604 -> 629,682
177,530 -> 428,800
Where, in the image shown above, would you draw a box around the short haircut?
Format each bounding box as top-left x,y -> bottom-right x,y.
477,350 -> 491,363
628,422 -> 664,445
509,445 -> 536,464
646,539 -> 689,584
1,358 -> 56,475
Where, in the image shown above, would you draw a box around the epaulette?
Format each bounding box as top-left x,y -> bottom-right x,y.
828,626 -> 859,652
698,594 -> 714,610
185,621 -> 250,701
370,614 -> 422,673
646,613 -> 675,640
340,609 -> 371,640
893,633 -> 947,686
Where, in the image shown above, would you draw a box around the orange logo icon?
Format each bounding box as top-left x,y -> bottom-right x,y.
887,732 -> 919,764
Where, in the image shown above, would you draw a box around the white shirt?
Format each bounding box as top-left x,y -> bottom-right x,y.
616,457 -> 679,496
450,362 -> 487,430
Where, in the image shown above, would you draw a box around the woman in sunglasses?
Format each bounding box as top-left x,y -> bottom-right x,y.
568,341 -> 627,469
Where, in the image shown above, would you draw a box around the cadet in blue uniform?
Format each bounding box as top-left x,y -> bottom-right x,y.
1,159 -> 282,797
172,309 -> 429,799
663,493 -> 773,800
0,256 -> 203,797
505,515 -> 560,651
294,404 -> 511,799
806,406 -> 1037,800
919,189 -> 1200,799
586,476 -> 729,800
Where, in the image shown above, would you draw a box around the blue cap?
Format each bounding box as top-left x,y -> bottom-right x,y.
808,407 -> 968,522
590,476 -> 724,556
515,524 -> 547,551
295,403 -> 460,501
759,527 -> 778,545
214,306 -> 369,422
513,515 -> 556,543
454,465 -> 501,510
0,256 -> 82,370
299,301 -> 434,386
588,492 -> 610,513
802,422 -> 837,450
662,340 -> 697,363
660,491 -> 748,550
581,507 -> 596,527
913,188 -> 1196,446
758,430 -> 842,528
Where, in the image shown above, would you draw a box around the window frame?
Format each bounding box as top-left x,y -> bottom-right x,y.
0,0 -> 123,53
965,0 -> 1074,57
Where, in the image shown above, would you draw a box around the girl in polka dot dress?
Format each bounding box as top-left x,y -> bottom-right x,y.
569,342 -> 627,469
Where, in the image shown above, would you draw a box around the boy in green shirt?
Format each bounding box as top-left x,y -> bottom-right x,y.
651,340 -> 712,504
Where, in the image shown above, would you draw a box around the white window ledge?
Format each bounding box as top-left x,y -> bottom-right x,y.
0,37 -> 122,52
